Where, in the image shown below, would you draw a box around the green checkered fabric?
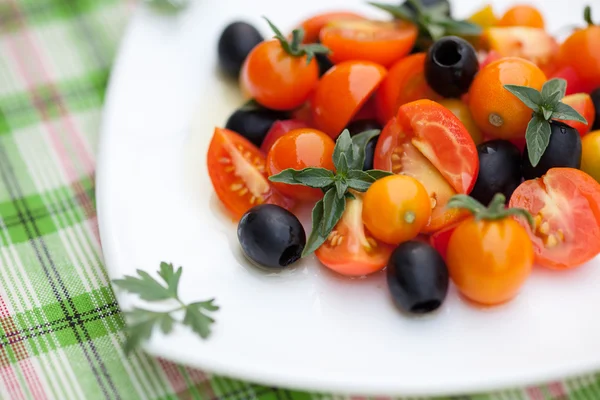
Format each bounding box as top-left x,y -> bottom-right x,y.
1,0 -> 600,399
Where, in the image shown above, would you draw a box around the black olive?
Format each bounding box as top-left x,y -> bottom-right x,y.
522,121 -> 582,180
218,21 -> 264,78
425,36 -> 479,98
590,88 -> 600,131
470,140 -> 522,206
387,241 -> 448,314
346,119 -> 382,171
400,0 -> 451,17
237,204 -> 306,270
315,53 -> 334,77
225,107 -> 290,148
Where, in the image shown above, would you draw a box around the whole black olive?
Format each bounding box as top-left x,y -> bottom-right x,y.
315,53 -> 334,77
387,241 -> 449,314
522,121 -> 582,180
470,140 -> 522,205
346,119 -> 382,171
237,205 -> 306,270
218,21 -> 264,78
225,107 -> 289,148
425,36 -> 479,98
590,87 -> 600,131
400,0 -> 451,17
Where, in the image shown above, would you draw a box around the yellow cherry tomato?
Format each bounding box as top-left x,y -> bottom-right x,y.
582,131 -> 600,183
439,99 -> 484,145
468,4 -> 498,29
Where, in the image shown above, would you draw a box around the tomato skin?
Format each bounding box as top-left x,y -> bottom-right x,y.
362,175 -> 431,245
559,26 -> 600,91
207,128 -> 294,220
498,5 -> 544,28
260,120 -> 310,153
509,168 -> 600,270
469,57 -> 547,139
438,99 -> 483,145
320,20 -> 417,67
479,50 -> 501,70
240,40 -> 319,111
296,11 -> 365,44
316,195 -> 394,277
446,217 -> 534,306
560,93 -> 596,137
429,222 -> 460,261
312,61 -> 387,138
550,66 -> 592,95
266,128 -> 335,200
375,53 -> 441,125
582,131 -> 600,183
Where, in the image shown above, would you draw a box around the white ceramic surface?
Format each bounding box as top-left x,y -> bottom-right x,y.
96,0 -> 600,396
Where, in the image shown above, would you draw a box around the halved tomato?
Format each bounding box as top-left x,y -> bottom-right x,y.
374,100 -> 479,233
312,61 -> 387,138
320,19 -> 417,67
316,194 -> 393,276
509,168 -> 600,269
375,53 -> 441,125
296,11 -> 365,44
260,119 -> 310,153
560,93 -> 595,137
207,128 -> 294,219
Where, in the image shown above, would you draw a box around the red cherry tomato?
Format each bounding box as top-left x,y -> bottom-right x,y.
479,50 -> 501,70
316,194 -> 393,277
296,11 -> 365,44
374,100 -> 479,233
560,93 -> 596,136
550,66 -> 592,95
429,221 -> 461,260
509,168 -> 600,270
558,24 -> 600,91
207,128 -> 294,219
375,53 -> 441,125
320,19 -> 417,67
312,61 -> 387,138
260,119 -> 311,153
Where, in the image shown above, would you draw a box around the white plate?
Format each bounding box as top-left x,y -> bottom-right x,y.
97,0 -> 600,396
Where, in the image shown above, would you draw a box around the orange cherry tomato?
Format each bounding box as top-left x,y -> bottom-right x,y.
375,53 -> 441,125
560,93 -> 596,136
447,217 -> 533,306
240,40 -> 319,110
207,128 -> 294,219
312,61 -> 387,138
266,128 -> 335,200
438,99 -> 483,145
362,175 -> 431,245
559,24 -> 600,91
509,168 -> 600,270
374,100 -> 479,233
469,57 -> 547,139
320,19 -> 417,67
296,11 -> 365,44
498,5 -> 545,28
316,194 -> 393,277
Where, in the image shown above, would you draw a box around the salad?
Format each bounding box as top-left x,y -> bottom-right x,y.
208,0 -> 600,314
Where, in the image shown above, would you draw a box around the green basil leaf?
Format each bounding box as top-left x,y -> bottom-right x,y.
345,191 -> 356,200
434,19 -> 482,36
525,116 -> 552,167
425,23 -> 445,41
268,168 -> 301,184
552,102 -> 588,124
302,199 -> 327,256
543,90 -> 562,109
320,189 -> 346,237
350,129 -> 380,170
294,168 -> 336,188
335,180 -> 348,199
333,130 -> 353,171
337,153 -> 350,175
366,169 -> 394,180
503,84 -> 542,110
541,107 -> 554,121
541,78 -> 567,102
346,170 -> 376,192
368,2 -> 416,21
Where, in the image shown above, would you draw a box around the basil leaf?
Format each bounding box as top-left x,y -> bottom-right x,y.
333,130 -> 353,172
552,103 -> 588,124
268,168 -> 303,184
320,189 -> 346,237
541,78 -> 567,102
336,153 -> 350,175
368,2 -> 415,21
350,129 -> 380,170
295,168 -> 336,188
525,116 -> 552,167
366,169 -> 394,180
503,84 -> 542,110
346,170 -> 376,192
302,199 -> 327,256
425,23 -> 445,41
335,180 -> 348,199
543,90 -> 562,109
542,107 -> 554,121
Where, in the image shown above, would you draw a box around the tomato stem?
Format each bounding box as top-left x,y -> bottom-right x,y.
584,6 -> 595,26
447,193 -> 535,228
262,16 -> 331,64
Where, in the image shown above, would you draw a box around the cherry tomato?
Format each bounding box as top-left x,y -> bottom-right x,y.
560,93 -> 596,137
479,50 -> 501,70
429,222 -> 461,261
438,99 -> 483,145
374,100 -> 479,233
498,5 -> 545,28
312,61 -> 387,138
241,40 -> 319,110
559,24 -> 600,91
320,19 -> 417,67
550,66 -> 593,96
260,119 -> 310,153
296,11 -> 365,44
582,131 -> 600,183
362,175 -> 431,245
375,53 -> 441,125
266,128 -> 335,200
447,217 -> 533,306
469,57 -> 547,139
316,194 -> 393,276
509,168 -> 600,269
207,128 -> 294,219
468,4 -> 498,29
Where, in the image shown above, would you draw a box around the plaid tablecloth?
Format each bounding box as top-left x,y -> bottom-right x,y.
1,0 -> 600,399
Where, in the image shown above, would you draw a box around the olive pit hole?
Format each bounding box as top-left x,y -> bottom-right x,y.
410,300 -> 441,314
279,245 -> 302,266
434,41 -> 461,67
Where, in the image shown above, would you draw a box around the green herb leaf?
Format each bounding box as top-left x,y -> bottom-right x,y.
183,304 -> 216,339
302,199 -> 327,256
295,168 -> 336,188
335,180 -> 348,199
525,116 -> 552,167
320,189 -> 346,237
541,107 -> 553,121
336,153 -> 350,175
113,270 -> 172,301
437,19 -> 482,36
368,2 -> 414,20
366,170 -> 395,180
346,170 -> 376,192
543,91 -> 562,110
503,85 -> 542,110
350,129 -> 381,170
333,130 -> 353,170
541,78 -> 567,101
552,102 -> 588,124
145,0 -> 188,13
158,262 -> 182,298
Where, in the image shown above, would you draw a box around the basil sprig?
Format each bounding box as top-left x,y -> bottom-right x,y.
503,78 -> 587,167
269,130 -> 392,256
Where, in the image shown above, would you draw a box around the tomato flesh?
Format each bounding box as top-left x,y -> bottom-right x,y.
509,168 -> 600,269
207,128 -> 294,219
316,194 -> 393,277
